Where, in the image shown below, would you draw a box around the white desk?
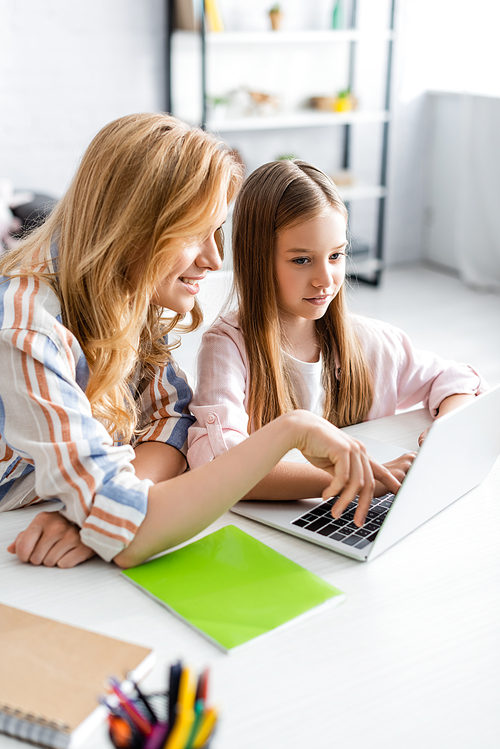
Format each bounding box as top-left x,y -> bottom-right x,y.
1,409 -> 499,749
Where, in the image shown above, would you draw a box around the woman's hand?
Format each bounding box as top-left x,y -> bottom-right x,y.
7,511 -> 95,568
291,412 -> 401,526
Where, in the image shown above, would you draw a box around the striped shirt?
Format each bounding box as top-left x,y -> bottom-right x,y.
0,273 -> 194,561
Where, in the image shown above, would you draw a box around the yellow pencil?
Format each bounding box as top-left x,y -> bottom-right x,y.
191,707 -> 218,749
164,667 -> 196,749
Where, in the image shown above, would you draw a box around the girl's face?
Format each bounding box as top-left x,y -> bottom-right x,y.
274,206 -> 347,327
150,203 -> 227,314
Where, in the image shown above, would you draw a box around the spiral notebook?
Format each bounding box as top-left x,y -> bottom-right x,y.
0,603 -> 153,749
122,525 -> 346,651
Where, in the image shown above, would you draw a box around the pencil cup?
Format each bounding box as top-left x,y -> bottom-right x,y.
107,692 -> 213,749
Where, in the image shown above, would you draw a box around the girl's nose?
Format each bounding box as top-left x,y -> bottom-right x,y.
312,264 -> 332,289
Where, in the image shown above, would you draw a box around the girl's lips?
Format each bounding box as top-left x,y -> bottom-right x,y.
304,295 -> 331,306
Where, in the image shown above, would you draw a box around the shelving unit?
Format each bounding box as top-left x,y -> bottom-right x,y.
166,0 -> 396,285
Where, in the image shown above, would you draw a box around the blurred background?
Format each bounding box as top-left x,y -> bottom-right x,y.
1,0 -> 499,384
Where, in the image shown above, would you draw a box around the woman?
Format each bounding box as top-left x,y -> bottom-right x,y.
1,115 -> 400,569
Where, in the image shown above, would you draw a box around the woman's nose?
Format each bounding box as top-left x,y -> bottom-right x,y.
197,235 -> 223,272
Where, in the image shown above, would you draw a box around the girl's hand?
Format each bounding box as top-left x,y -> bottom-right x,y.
419,393 -> 475,446
375,452 -> 417,496
291,411 -> 401,526
7,511 -> 95,568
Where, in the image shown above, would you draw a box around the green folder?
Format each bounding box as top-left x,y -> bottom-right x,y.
122,525 -> 345,651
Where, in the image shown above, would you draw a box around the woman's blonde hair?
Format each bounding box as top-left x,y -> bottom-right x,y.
1,113 -> 243,442
232,159 -> 373,430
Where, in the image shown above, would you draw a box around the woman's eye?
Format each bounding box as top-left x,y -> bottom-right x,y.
292,257 -> 309,265
330,252 -> 344,261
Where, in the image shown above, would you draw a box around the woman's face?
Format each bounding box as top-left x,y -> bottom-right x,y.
134,203 -> 227,314
274,206 -> 347,327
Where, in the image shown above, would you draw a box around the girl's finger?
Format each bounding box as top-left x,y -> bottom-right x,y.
26,526 -> 68,566
56,545 -> 96,569
369,458 -> 401,496
12,527 -> 45,564
37,536 -> 79,567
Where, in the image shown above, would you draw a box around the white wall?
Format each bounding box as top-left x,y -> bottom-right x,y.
0,0 -> 165,198
2,0 -> 499,265
385,0 -> 500,265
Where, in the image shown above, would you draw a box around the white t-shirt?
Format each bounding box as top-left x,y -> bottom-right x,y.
283,351 -> 325,417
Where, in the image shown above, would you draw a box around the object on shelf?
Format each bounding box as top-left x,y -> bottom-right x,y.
248,89 -> 281,116
204,0 -> 224,33
308,95 -> 337,111
217,87 -> 282,120
206,94 -> 230,120
333,87 -> 358,112
276,153 -> 299,161
332,0 -> 344,29
268,3 -> 284,31
330,169 -> 357,186
308,89 -> 358,113
173,0 -> 200,31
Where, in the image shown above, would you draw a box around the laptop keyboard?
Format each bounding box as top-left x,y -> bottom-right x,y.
291,493 -> 395,550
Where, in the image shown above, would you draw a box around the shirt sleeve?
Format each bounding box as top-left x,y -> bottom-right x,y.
133,356 -> 194,457
356,318 -> 488,419
0,328 -> 152,562
187,323 -> 250,469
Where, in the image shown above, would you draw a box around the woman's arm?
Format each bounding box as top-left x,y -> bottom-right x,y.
244,451 -> 416,500
7,442 -> 188,568
114,410 -> 402,568
132,442 -> 186,482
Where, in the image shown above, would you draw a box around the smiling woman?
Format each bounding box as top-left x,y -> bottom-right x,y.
0,114 -> 403,570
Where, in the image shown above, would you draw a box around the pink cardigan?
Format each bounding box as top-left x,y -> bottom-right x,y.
187,311 -> 487,469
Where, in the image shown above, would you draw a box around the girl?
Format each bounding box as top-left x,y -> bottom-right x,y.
1,117 -> 400,569
187,159 -> 487,524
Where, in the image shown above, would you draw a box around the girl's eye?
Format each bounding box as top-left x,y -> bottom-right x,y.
330,252 -> 345,261
292,257 -> 309,265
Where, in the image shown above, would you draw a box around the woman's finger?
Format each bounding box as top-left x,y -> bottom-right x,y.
55,544 -> 96,569
329,443 -> 366,518
353,450 -> 376,526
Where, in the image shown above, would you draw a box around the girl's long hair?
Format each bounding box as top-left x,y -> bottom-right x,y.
1,113 -> 243,442
232,159 -> 373,430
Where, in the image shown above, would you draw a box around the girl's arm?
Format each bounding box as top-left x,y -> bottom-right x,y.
354,317 -> 487,421
418,393 -> 475,446
188,321 -> 409,502
114,410 -> 402,568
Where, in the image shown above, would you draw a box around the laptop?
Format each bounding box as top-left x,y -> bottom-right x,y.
231,384 -> 500,561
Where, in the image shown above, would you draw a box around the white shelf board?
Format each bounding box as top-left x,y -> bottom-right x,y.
207,110 -> 390,133
173,30 -> 394,44
203,30 -> 395,44
337,184 -> 387,201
